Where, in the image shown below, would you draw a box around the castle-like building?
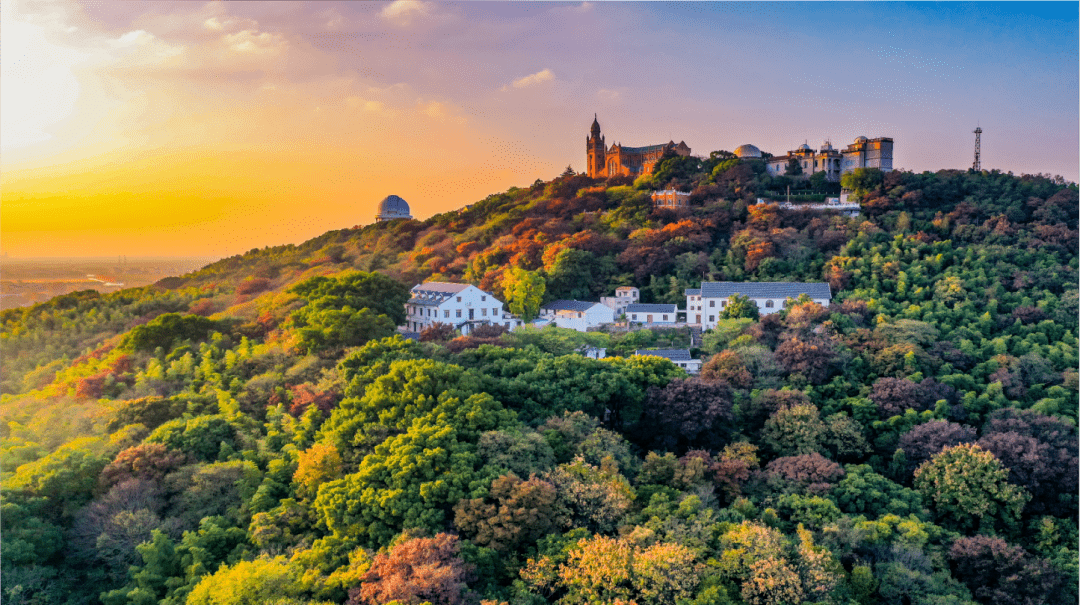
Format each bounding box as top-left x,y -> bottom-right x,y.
766,137 -> 893,182
586,115 -> 690,178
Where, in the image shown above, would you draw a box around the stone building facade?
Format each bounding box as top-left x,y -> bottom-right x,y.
766,142 -> 844,182
586,115 -> 690,178
841,136 -> 894,172
651,189 -> 692,208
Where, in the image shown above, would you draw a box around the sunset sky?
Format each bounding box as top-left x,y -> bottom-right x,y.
3,1 -> 1077,258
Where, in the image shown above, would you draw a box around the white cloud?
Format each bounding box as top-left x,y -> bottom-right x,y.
502,68 -> 554,91
381,1 -> 434,25
223,30 -> 287,55
597,89 -> 621,101
203,17 -> 226,32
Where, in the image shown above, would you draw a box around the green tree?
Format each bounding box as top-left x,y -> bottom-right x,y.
502,267 -> 546,321
289,271 -> 410,326
721,294 -> 760,320
913,443 -> 1029,533
315,421 -> 484,546
840,167 -> 884,196
784,158 -> 803,177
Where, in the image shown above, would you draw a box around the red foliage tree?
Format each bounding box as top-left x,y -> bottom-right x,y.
75,371 -> 110,399
700,350 -> 753,389
949,535 -> 1061,605
453,474 -> 560,552
897,420 -> 977,473
236,277 -> 271,295
870,377 -> 930,417
100,443 -> 192,489
288,384 -> 335,417
774,336 -> 836,384
633,378 -> 734,452
765,452 -> 845,493
420,322 -> 458,342
350,533 -> 477,605
981,408 -> 1078,516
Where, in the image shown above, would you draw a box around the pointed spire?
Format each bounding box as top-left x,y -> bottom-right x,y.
590,114 -> 601,136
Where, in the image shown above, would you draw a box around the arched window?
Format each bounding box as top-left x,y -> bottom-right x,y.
765,300 -> 774,308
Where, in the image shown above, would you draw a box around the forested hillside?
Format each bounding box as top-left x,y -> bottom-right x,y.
2,155 -> 1078,605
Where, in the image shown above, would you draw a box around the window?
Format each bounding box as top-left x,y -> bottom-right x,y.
663,315 -> 668,321
721,300 -> 727,308
481,308 -> 487,316
444,310 -> 450,317
709,315 -> 715,322
456,309 -> 462,318
493,308 -> 498,316
765,300 -> 774,308
632,314 -> 638,320
481,296 -> 487,301
709,300 -> 715,307
457,296 -> 461,302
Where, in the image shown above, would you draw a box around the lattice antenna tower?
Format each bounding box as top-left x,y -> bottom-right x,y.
972,126 -> 982,171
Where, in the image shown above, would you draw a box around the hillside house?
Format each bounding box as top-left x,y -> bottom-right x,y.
689,282 -> 831,329
539,300 -> 615,332
626,303 -> 678,325
601,286 -> 640,317
405,282 -> 522,335
635,349 -> 701,374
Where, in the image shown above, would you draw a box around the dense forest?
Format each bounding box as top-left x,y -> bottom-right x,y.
2,153 -> 1078,605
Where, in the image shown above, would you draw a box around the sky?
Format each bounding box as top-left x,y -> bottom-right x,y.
2,1 -> 1077,259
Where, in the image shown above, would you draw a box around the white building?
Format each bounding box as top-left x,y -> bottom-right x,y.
581,346 -> 607,360
539,300 -> 616,332
635,349 -> 701,374
404,282 -> 523,335
600,286 -> 640,317
685,288 -> 704,325
626,303 -> 678,325
690,282 -> 831,329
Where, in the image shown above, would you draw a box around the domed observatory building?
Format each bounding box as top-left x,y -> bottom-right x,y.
375,195 -> 413,222
733,144 -> 762,159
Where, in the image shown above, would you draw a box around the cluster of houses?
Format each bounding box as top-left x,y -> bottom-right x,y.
401,280 -> 831,374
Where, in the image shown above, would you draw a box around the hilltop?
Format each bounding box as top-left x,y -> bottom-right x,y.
2,157 -> 1078,605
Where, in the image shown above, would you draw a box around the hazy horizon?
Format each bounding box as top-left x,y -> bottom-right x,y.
4,0 -> 1077,259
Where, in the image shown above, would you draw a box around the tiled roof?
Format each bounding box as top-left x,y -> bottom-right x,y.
684,288 -> 701,296
635,349 -> 692,361
699,282 -> 831,300
626,303 -> 677,313
542,299 -> 601,312
619,144 -> 668,154
413,282 -> 470,294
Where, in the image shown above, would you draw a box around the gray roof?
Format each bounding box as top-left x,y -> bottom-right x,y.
413,282 -> 471,294
542,299 -> 601,312
626,303 -> 677,314
400,331 -> 420,341
636,349 -> 693,361
409,282 -> 477,306
699,282 -> 831,300
618,143 -> 668,154
684,288 -> 701,296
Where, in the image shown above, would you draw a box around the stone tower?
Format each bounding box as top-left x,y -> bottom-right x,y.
586,114 -> 606,178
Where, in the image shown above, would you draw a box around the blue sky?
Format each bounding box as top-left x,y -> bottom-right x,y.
3,1 -> 1077,256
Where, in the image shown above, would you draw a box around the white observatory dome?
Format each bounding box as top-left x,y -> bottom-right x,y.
375,195 -> 413,222
733,144 -> 762,158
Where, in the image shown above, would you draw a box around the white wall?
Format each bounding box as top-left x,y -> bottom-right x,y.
551,304 -> 615,332
405,285 -> 509,333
